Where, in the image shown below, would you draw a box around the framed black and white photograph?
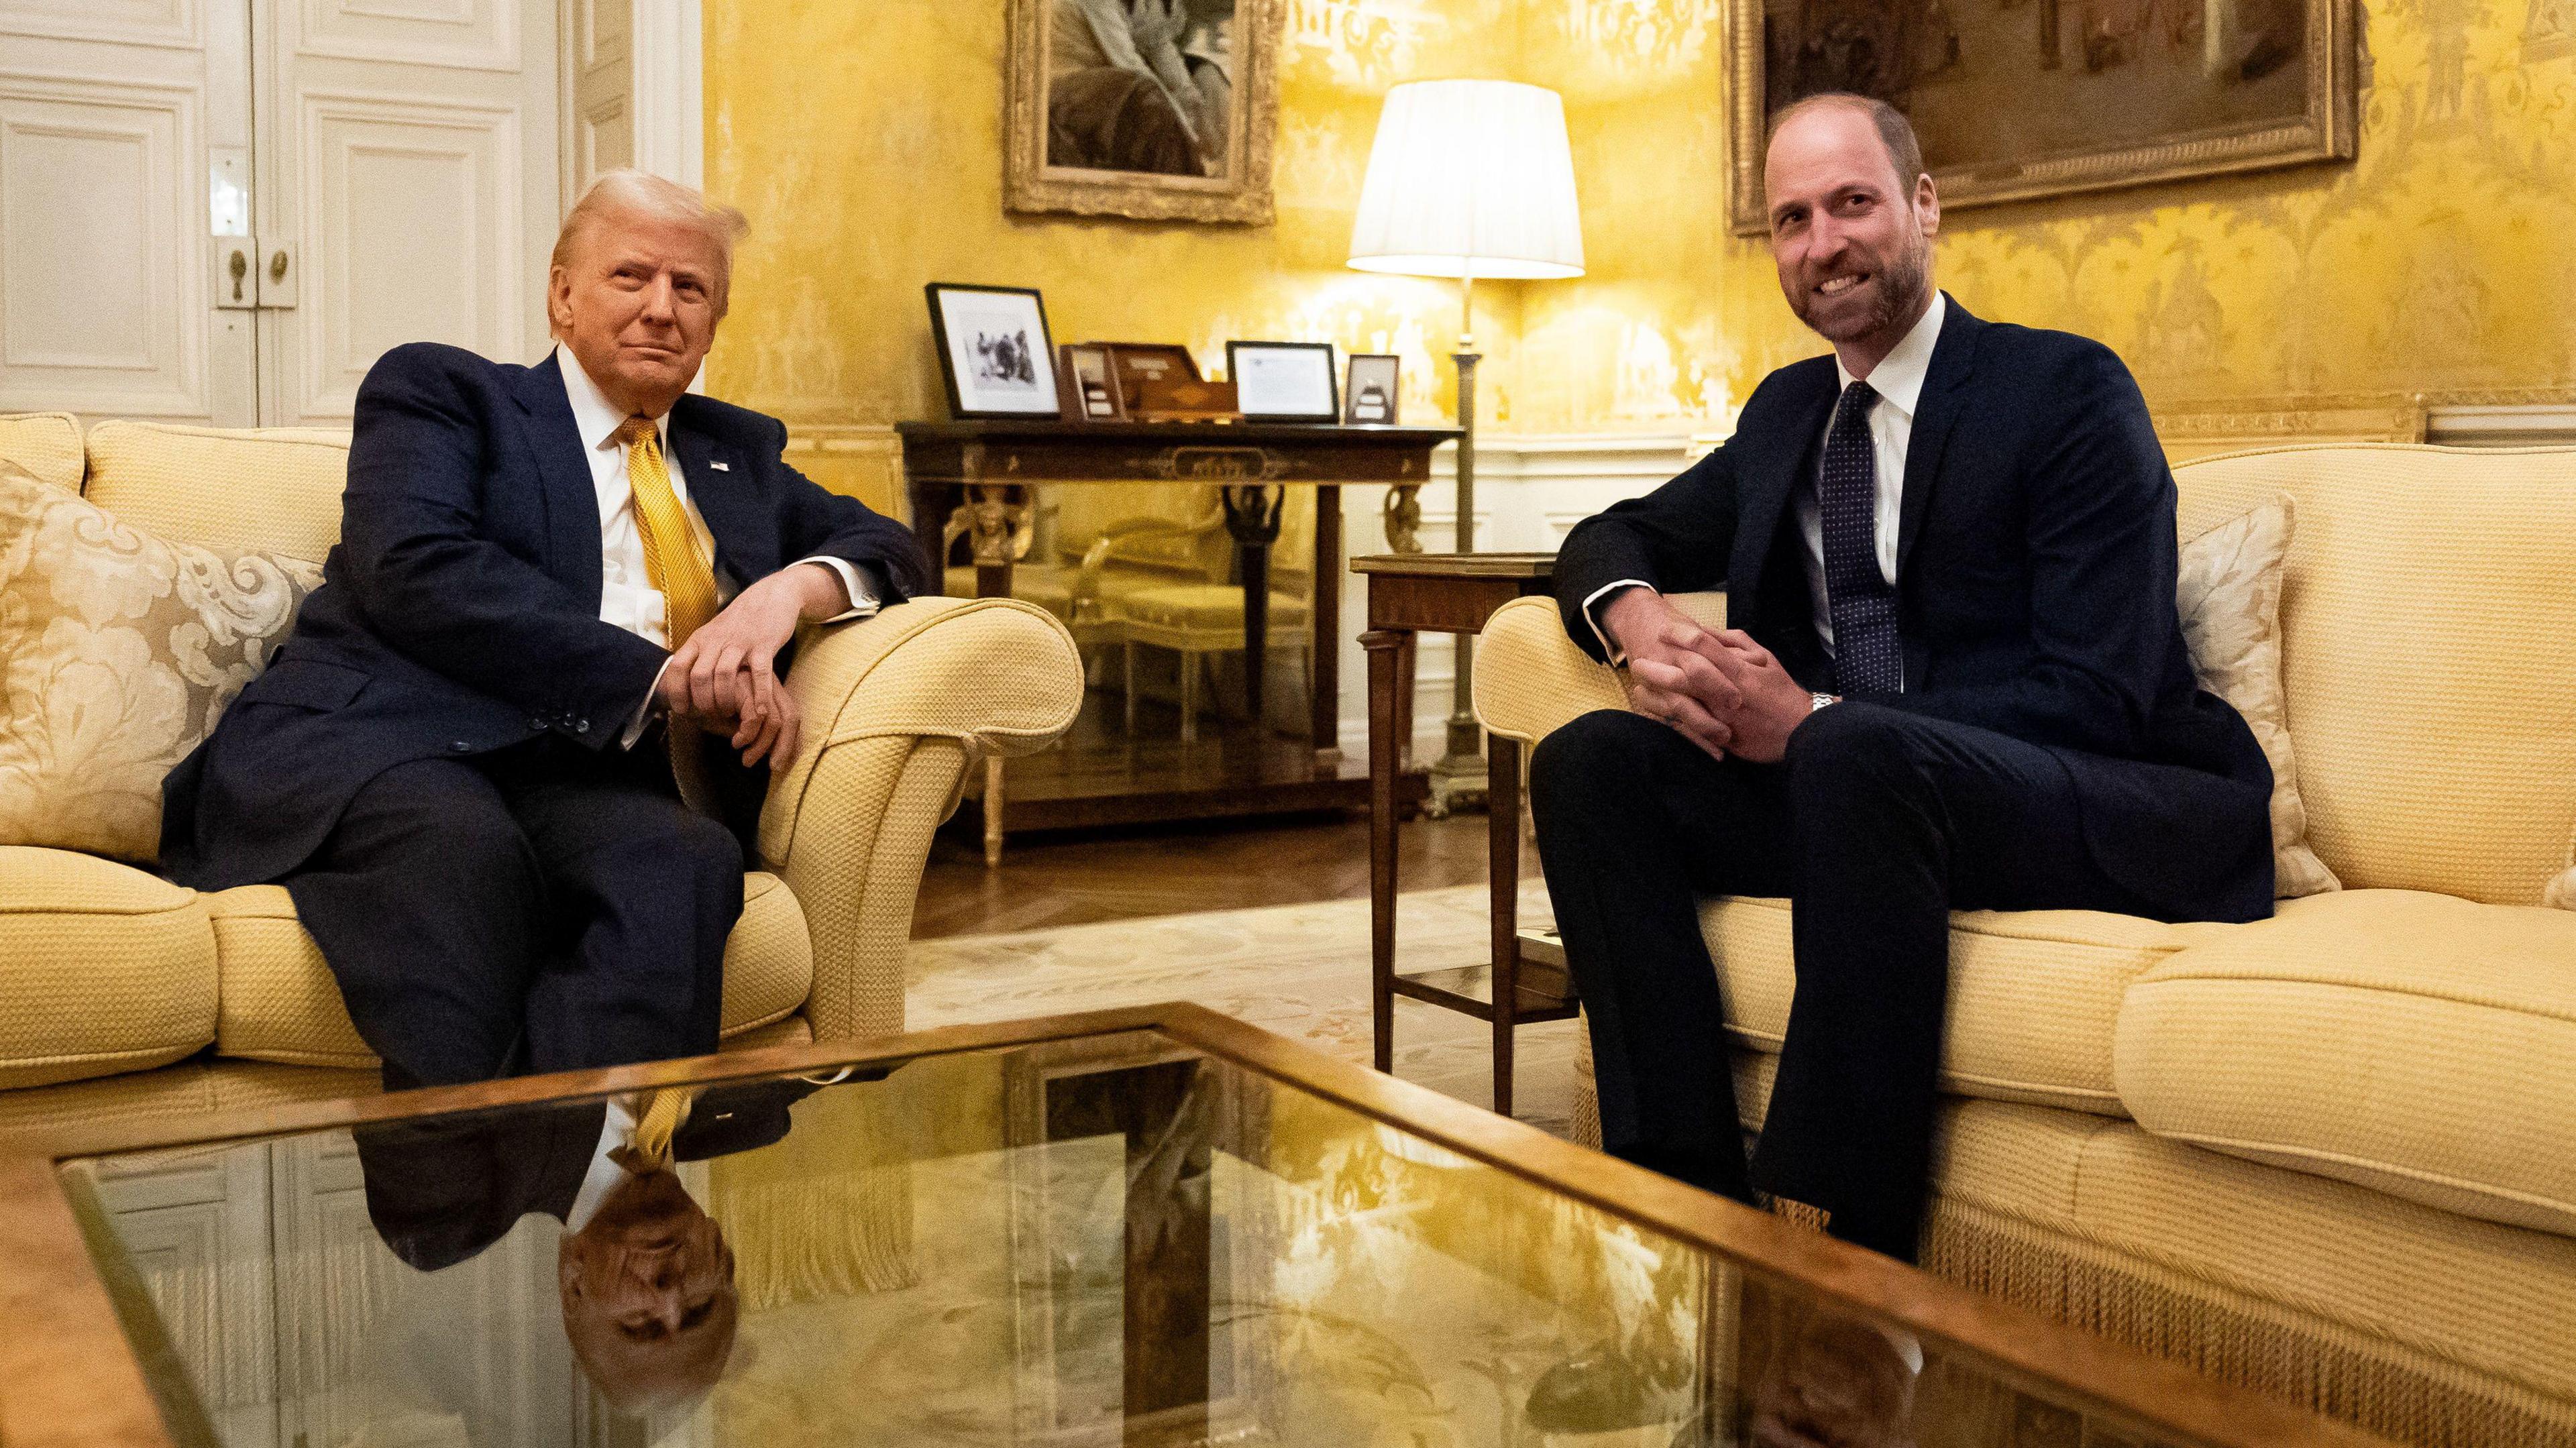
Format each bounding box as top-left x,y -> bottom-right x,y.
1342,353 -> 1399,425
927,283 -> 1063,420
1226,341 -> 1336,423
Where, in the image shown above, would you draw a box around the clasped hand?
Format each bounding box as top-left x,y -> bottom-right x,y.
652,563 -> 845,767
1603,589 -> 1817,765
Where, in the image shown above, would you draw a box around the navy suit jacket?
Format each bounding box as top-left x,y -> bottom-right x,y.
160,343 -> 930,889
354,1076 -> 822,1272
1552,298 -> 2275,923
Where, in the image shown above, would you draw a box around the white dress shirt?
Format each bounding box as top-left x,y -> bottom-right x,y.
553,344 -> 877,743
1583,292 -> 1947,675
566,1096 -> 640,1231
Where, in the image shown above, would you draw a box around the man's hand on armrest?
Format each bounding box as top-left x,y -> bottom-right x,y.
653,562 -> 854,767
1602,588 -> 1741,763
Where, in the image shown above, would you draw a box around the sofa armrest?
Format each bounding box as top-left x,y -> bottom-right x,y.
759,596 -> 1083,1038
1470,591 -> 1731,746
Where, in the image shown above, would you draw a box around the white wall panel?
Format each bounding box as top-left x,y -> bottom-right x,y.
294,91 -> 521,416
0,75 -> 205,414
297,0 -> 518,71
0,0 -> 200,50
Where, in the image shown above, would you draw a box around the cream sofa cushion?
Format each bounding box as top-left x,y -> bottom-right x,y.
0,463 -> 324,861
2172,446 -> 2576,906
83,419 -> 347,561
0,412 -> 84,493
0,845 -> 217,1089
2116,889 -> 2576,1238
211,872 -> 816,1067
1704,895 -> 2234,1115
2176,497 -> 2337,897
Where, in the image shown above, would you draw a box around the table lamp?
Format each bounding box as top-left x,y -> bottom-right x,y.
1349,78 -> 1585,810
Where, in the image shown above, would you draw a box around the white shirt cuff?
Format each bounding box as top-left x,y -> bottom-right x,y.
622,655 -> 678,750
796,556 -> 881,623
1581,579 -> 1656,664
619,561 -> 881,750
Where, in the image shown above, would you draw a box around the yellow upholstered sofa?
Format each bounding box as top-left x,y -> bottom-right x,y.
0,412 -> 1083,1131
1473,444 -> 2576,1448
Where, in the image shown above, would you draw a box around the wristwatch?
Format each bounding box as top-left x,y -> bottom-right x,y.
1809,691 -> 1839,714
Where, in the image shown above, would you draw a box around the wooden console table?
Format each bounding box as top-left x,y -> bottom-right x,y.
1352,551 -> 1577,1117
899,421 -> 1462,862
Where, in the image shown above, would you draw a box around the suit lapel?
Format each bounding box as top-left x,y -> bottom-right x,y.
511,354 -> 607,608
1895,295 -> 1984,577
1736,361 -> 1837,607
668,414 -> 753,587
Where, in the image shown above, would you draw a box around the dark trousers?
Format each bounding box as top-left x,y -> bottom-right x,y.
1529,702 -> 2150,1261
286,733 -> 743,1090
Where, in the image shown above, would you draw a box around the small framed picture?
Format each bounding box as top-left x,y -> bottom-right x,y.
1227,341 -> 1338,423
926,283 -> 1062,419
1059,343 -> 1122,421
1343,353 -> 1400,425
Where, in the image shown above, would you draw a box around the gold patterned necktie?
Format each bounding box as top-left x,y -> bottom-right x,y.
616,415 -> 720,812
611,1086 -> 696,1174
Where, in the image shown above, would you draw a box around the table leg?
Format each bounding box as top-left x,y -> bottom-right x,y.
1363,628 -> 1405,1074
1220,485 -> 1285,731
1489,731 -> 1521,1117
983,754 -> 1004,870
906,474 -> 953,581
1311,485 -> 1342,765
955,490 -> 1022,868
1394,634 -> 1417,772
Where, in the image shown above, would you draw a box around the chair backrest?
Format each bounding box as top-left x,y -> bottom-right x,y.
79,420 -> 350,561
0,412 -> 85,492
2174,444 -> 2576,905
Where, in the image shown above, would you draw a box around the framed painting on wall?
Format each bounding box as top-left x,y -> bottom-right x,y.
1725,0 -> 2359,234
1005,0 -> 1283,224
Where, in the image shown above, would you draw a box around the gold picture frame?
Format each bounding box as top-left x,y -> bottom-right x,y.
1006,0 -> 1283,225
1726,0 -> 2359,235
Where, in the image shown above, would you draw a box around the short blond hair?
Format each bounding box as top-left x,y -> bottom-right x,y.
550,168 -> 750,317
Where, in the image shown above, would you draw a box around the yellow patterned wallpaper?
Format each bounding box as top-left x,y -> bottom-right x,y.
1516,0 -> 2576,433
702,0 -> 1526,510
705,0 -> 2576,476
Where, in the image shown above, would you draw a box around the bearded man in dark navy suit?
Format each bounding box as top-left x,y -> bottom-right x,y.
160,170 -> 929,1089
1533,96 -> 2275,1264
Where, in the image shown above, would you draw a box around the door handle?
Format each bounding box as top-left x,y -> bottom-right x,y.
254,239 -> 299,309
214,240 -> 257,311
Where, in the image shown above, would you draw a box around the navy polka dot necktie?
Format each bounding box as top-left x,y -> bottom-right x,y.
1822,380 -> 1903,693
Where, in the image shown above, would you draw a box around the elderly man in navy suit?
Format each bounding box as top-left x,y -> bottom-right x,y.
1533,95 -> 2274,1266
161,170 -> 929,1089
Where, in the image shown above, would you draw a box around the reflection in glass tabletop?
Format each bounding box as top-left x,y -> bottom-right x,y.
49,1008 -> 2380,1448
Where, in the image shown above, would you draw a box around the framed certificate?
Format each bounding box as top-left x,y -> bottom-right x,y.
1226,341 -> 1339,423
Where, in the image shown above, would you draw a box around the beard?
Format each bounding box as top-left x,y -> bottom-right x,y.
1786,231 -> 1933,345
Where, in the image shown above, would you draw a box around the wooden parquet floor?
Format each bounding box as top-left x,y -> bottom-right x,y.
912,809 -> 1536,939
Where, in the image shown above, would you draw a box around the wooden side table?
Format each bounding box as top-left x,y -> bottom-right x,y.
897,420 -> 1459,865
1352,552 -> 1578,1117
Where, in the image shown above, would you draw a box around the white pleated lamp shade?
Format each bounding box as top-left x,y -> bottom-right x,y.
1348,79 -> 1585,282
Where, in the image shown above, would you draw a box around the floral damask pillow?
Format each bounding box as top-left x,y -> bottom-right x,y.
2176,495 -> 2339,899
0,461 -> 324,862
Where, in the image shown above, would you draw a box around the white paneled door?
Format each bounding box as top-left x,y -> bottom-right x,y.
256,0 -> 559,425
0,0 -> 561,426
0,0 -> 253,421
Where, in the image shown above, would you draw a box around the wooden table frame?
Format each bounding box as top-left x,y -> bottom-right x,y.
1352,553 -> 1578,1119
0,1002 -> 2389,1448
898,421 -> 1462,863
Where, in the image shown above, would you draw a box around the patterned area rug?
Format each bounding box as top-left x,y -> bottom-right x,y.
907,881 -> 1581,1138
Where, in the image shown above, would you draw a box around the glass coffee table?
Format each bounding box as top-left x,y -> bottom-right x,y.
0,1003 -> 2388,1448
